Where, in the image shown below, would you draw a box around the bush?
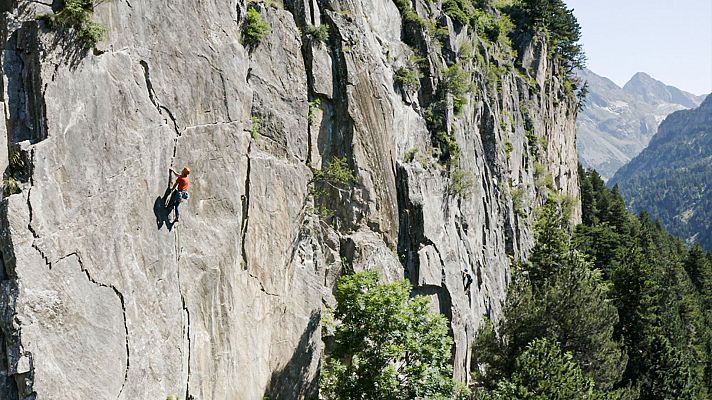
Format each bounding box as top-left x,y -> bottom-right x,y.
437,131 -> 461,162
392,0 -> 433,31
41,0 -> 108,48
313,157 -> 357,189
3,177 -> 21,197
243,8 -> 271,47
250,116 -> 262,140
394,67 -> 421,92
8,148 -> 25,172
442,64 -> 471,97
451,167 -> 473,198
305,24 -> 329,43
504,141 -> 513,156
442,0 -> 473,26
404,147 -> 419,163
442,64 -> 472,114
512,186 -> 526,217
474,9 -> 515,46
307,99 -> 321,125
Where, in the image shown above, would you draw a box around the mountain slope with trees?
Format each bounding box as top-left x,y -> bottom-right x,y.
576,70 -> 705,180
610,95 -> 712,250
471,168 -> 712,399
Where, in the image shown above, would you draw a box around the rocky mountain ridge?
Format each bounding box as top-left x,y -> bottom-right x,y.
0,0 -> 580,398
576,69 -> 704,179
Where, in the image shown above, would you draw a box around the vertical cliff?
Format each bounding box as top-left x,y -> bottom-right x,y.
0,0 -> 579,398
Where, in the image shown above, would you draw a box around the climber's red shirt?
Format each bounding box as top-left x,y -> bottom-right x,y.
176,175 -> 190,191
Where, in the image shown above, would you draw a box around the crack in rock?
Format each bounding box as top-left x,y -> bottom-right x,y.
138,60 -> 182,159
181,294 -> 191,399
173,229 -> 192,399
248,271 -> 279,297
56,252 -> 131,399
240,143 -> 252,271
25,188 -> 51,270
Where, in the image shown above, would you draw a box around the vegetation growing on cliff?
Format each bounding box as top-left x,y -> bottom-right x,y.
310,157 -> 358,219
243,7 -> 271,47
321,272 -> 468,399
471,168 -> 712,399
305,24 -> 329,44
40,0 -> 108,48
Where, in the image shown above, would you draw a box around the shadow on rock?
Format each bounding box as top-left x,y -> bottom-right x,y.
154,187 -> 175,231
263,311 -> 320,400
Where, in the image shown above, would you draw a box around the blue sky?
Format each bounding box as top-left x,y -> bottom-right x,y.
564,0 -> 712,95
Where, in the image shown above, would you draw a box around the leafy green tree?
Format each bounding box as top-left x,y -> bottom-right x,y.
321,272 -> 467,400
521,0 -> 584,72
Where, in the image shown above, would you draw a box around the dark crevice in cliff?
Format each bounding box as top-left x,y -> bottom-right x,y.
0,258 -> 24,400
12,353 -> 36,400
5,23 -> 48,144
23,151 -> 48,269
248,272 -> 280,297
139,60 -> 182,158
25,189 -> 50,270
173,228 -> 192,399
395,165 -> 421,280
218,73 -> 232,122
263,311 -> 320,399
57,252 -> 130,399
181,294 -> 191,400
317,12 -> 355,163
240,142 -> 252,271
139,60 -> 158,109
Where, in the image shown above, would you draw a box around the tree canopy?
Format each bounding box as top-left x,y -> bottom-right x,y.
321,272 -> 468,400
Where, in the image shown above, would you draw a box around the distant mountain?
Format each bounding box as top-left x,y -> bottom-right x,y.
623,72 -> 704,108
610,95 -> 712,250
576,69 -> 705,180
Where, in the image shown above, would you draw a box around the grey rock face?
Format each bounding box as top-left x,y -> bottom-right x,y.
0,0 -> 579,398
576,69 -> 705,179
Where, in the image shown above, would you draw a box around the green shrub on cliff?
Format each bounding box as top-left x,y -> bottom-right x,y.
442,64 -> 472,114
41,0 -> 108,48
243,8 -> 271,47
306,24 -> 329,43
394,66 -> 421,92
3,177 -> 21,197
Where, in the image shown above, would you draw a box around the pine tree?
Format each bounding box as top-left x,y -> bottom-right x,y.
482,338 -> 606,400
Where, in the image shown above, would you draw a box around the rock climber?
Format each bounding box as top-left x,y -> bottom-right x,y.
170,166 -> 191,222
462,268 -> 473,292
462,268 -> 473,306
